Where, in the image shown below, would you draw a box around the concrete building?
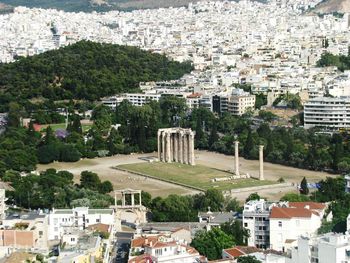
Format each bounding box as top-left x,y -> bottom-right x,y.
48,207 -> 115,240
243,199 -> 274,249
228,89 -> 256,116
243,200 -> 327,251
129,238 -> 204,263
304,96 -> 350,130
157,128 -> 195,166
269,203 -> 324,252
345,175 -> 350,193
1,212 -> 49,252
287,232 -> 350,263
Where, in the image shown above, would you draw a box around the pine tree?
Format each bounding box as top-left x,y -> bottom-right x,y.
208,123 -> 219,149
243,130 -> 254,158
300,177 -> 309,195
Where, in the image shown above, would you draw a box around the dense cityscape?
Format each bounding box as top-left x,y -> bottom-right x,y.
0,0 -> 350,262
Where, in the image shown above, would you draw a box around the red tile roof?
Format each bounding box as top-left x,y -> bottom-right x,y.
289,202 -> 326,210
223,247 -> 245,258
223,246 -> 261,258
270,207 -> 313,219
128,253 -> 153,263
131,236 -> 159,248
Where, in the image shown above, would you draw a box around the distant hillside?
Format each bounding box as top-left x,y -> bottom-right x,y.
312,0 -> 350,14
0,0 -> 203,12
0,41 -> 193,110
0,2 -> 13,14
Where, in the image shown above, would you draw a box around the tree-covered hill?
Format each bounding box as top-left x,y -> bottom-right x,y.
0,41 -> 193,110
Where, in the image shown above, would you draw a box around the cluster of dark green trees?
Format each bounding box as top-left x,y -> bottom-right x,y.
0,41 -> 193,112
3,94 -> 350,175
140,188 -> 248,261
4,169 -> 114,209
142,188 -> 240,222
317,52 -> 350,71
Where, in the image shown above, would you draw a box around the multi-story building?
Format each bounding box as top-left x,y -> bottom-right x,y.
243,199 -> 275,249
287,232 -> 350,263
345,175 -> 350,193
243,200 -> 327,251
304,96 -> 350,130
129,238 -> 204,263
48,207 -> 115,240
228,89 -> 256,116
269,203 -> 325,252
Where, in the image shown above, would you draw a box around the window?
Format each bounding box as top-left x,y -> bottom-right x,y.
278,221 -> 282,227
71,238 -> 75,242
96,219 -> 100,223
86,219 -> 89,223
244,223 -> 248,227
39,231 -> 43,236
54,227 -> 58,232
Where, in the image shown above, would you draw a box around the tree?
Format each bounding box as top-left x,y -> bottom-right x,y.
280,193 -> 310,202
221,220 -> 249,245
141,191 -> 152,208
191,228 -> 234,260
7,102 -> 22,127
300,177 -> 309,195
225,197 -> 240,212
237,256 -> 261,263
243,129 -> 254,158
68,114 -> 83,134
193,189 -> 225,212
246,193 -> 261,202
99,181 -> 113,194
208,123 -> 219,149
80,171 -> 101,191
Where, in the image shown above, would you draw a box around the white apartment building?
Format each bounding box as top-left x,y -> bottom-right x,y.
243,200 -> 327,251
304,96 -> 350,130
243,199 -> 275,249
228,89 -> 256,116
269,206 -> 323,251
287,232 -> 350,263
48,207 -> 115,240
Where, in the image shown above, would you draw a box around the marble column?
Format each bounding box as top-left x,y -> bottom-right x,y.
235,141 -> 239,176
131,193 -> 135,206
170,133 -> 173,162
189,133 -> 195,165
183,134 -> 188,164
179,132 -> 184,163
122,194 -> 126,207
157,130 -> 161,161
259,145 -> 264,181
166,132 -> 171,163
174,133 -> 179,162
162,132 -> 166,162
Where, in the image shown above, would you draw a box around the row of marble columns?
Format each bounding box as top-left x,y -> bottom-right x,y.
234,141 -> 264,180
158,129 -> 195,165
114,190 -> 142,207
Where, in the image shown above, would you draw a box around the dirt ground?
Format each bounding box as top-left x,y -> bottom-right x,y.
195,151 -> 336,184
37,151 -> 338,200
37,153 -> 198,198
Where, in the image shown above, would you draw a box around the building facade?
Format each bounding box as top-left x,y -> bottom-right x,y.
287,232 -> 350,263
48,207 -> 115,240
304,96 -> 350,130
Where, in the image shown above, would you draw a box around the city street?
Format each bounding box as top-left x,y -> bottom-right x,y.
113,232 -> 134,263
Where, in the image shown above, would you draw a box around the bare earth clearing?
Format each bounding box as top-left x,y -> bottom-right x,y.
37,151 -> 338,200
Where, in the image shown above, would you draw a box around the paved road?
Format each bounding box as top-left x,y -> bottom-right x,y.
114,232 -> 133,263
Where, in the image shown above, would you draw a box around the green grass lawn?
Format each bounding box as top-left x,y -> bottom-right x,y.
118,162 -> 276,191
40,123 -> 92,132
